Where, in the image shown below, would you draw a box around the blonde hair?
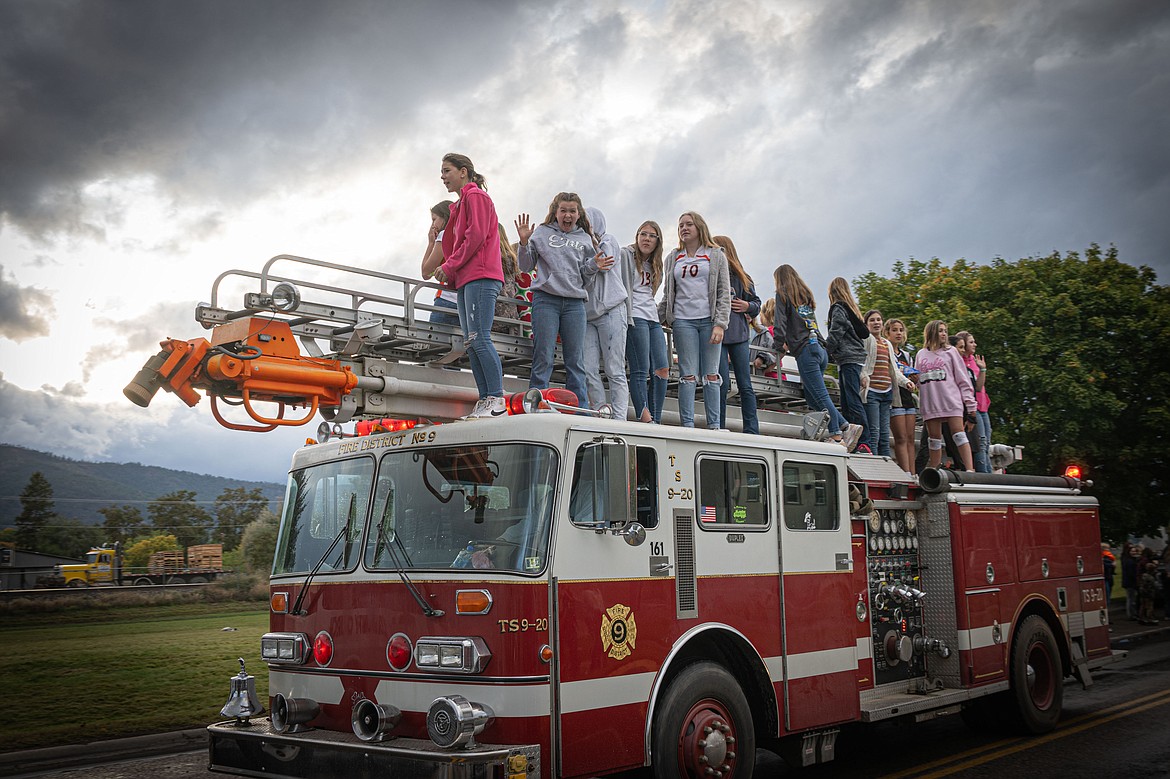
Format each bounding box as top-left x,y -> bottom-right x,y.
442,153 -> 487,190
498,223 -> 518,278
883,317 -> 908,346
773,264 -> 815,309
759,297 -> 775,327
712,235 -> 752,291
676,211 -> 715,252
828,277 -> 862,320
923,320 -> 947,351
633,220 -> 664,293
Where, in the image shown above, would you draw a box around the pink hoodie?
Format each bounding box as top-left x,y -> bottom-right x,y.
440,182 -> 504,289
915,346 -> 976,421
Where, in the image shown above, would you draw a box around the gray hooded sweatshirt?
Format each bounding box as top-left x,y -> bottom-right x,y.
583,207 -> 632,322
518,221 -> 599,300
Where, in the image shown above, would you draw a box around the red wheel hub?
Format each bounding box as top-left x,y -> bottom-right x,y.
1025,640 -> 1055,709
676,698 -> 739,778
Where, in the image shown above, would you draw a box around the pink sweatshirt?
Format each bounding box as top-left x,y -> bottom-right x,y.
440,183 -> 504,289
915,346 -> 976,421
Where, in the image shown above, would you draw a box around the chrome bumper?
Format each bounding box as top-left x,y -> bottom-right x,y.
208,720 -> 539,779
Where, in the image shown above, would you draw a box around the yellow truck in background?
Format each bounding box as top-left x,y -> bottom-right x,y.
40,542 -> 226,587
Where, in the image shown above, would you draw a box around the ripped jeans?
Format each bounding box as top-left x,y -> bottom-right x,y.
456,278 -> 504,399
672,316 -> 722,429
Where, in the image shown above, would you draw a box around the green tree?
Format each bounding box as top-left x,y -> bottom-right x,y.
213,487 -> 269,550
15,472 -> 56,550
37,518 -> 103,559
147,490 -> 213,550
124,534 -> 180,571
98,504 -> 147,546
855,245 -> 1169,541
240,509 -> 280,575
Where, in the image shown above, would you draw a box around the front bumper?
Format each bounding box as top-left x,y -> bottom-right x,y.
208,719 -> 539,779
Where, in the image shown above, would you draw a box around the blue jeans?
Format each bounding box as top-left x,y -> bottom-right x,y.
864,388 -> 892,456
719,340 -> 759,434
672,317 -> 722,428
529,291 -> 589,405
974,410 -> 992,473
626,317 -> 668,423
429,295 -> 461,327
839,362 -> 869,442
456,279 -> 504,398
794,341 -> 846,436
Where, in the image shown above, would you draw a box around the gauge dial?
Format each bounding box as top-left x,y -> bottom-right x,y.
905,511 -> 918,531
883,519 -> 892,534
869,511 -> 882,533
869,536 -> 879,551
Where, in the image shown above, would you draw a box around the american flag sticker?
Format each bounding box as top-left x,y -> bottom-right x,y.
700,505 -> 717,523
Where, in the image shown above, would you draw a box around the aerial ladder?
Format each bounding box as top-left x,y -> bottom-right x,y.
124,254 -> 842,440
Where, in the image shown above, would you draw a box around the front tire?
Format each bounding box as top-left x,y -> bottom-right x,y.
652,662 -> 755,779
1006,614 -> 1063,733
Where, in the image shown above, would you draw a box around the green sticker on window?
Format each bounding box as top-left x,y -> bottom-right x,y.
733,506 -> 747,523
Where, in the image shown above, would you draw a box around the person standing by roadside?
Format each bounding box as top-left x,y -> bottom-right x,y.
772,264 -> 849,447
956,331 -> 992,472
660,212 -> 730,429
1121,542 -> 1139,620
582,207 -> 631,420
712,235 -> 761,434
624,221 -> 669,423
1102,543 -> 1116,605
1138,562 -> 1159,625
434,153 -> 506,418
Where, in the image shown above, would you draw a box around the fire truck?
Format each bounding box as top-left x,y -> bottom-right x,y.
126,256 -> 1120,778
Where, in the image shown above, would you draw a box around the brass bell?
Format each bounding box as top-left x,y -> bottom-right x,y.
220,657 -> 265,725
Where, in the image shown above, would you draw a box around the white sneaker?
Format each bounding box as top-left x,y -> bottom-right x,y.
469,396 -> 508,419
842,424 -> 864,452
461,398 -> 489,420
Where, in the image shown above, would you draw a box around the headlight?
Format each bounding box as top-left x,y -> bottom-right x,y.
414,637 -> 491,674
261,632 -> 311,664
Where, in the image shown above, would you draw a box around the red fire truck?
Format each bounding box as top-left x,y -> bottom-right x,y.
126,257 -> 1121,778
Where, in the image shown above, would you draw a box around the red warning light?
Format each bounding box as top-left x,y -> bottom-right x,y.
1064,464 -> 1083,480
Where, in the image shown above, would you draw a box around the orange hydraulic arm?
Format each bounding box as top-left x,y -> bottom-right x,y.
124,317 -> 362,432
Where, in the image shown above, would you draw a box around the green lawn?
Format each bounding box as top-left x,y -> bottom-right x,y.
3,603 -> 269,751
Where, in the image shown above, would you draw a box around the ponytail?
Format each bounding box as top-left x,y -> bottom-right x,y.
442,152 -> 487,191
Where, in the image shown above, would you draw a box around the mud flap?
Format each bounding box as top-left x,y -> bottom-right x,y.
1070,639 -> 1093,688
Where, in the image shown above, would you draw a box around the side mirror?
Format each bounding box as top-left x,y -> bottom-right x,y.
612,521 -> 646,546
569,437 -> 636,530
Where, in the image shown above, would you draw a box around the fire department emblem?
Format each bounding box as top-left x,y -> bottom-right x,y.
600,603 -> 637,660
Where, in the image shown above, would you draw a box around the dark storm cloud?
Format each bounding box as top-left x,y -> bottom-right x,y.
0,0 -> 521,239
0,265 -> 55,341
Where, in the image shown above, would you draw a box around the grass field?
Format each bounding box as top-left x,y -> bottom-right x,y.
3,601 -> 269,752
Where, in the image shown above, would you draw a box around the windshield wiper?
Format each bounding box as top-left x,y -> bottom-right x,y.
291,494 -> 355,617
374,498 -> 443,618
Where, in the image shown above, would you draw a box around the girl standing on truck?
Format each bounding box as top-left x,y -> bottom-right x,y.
624,220 -> 669,423
433,153 -> 506,419
420,201 -> 459,327
827,277 -> 870,451
915,320 -> 976,470
712,235 -> 761,434
772,264 -> 849,446
884,317 -> 919,474
515,193 -> 605,406
661,212 -> 731,429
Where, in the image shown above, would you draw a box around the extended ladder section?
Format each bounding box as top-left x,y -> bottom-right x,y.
159,254 -> 835,438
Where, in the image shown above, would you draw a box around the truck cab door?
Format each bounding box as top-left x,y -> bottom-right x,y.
777,457 -> 860,731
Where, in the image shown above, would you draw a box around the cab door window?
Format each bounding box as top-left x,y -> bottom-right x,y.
782,462 -> 839,530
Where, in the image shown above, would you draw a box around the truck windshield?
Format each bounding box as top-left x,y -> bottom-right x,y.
272,457 -> 374,576
365,444 -> 558,575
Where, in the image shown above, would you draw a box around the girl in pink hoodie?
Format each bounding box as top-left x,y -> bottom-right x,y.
434,153 -> 506,418
914,320 -> 976,470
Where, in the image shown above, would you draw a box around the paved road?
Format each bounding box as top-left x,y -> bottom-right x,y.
13,633 -> 1169,779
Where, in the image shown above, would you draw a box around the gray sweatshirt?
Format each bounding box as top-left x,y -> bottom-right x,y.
518,222 -> 599,300
583,207 -> 632,322
659,245 -> 731,329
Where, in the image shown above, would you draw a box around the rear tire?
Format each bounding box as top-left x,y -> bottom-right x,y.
66,579 -> 88,588
133,577 -> 154,586
187,576 -> 209,584
1006,614 -> 1063,733
652,662 -> 755,779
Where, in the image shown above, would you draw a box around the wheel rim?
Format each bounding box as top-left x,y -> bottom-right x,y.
676,697 -> 740,778
1025,639 -> 1055,710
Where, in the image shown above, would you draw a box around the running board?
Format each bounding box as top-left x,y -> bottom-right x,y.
860,682 -> 1009,723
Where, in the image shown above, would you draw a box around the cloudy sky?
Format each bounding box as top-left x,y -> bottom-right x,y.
1,0 -> 1167,488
